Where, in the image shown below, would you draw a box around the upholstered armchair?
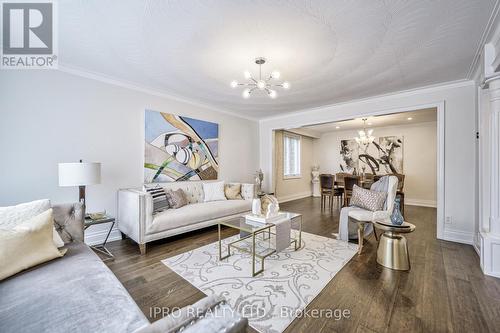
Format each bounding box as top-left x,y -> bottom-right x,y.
340,176 -> 398,254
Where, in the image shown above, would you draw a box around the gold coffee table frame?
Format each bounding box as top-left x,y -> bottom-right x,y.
218,212 -> 302,277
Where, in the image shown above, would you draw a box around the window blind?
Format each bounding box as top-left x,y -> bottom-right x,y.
283,133 -> 301,177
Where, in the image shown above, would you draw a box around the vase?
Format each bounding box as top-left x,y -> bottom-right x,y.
391,197 -> 404,225
252,198 -> 262,216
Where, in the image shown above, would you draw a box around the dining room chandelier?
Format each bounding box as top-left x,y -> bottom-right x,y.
230,57 -> 290,99
355,118 -> 375,145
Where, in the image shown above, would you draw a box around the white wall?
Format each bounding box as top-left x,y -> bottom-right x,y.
313,121 -> 437,207
260,81 -> 477,245
0,70 -> 259,244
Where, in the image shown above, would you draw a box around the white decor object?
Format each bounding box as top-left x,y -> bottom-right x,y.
58,160 -> 101,206
163,231 -> 357,333
265,203 -> 279,218
355,118 -> 375,145
251,198 -> 261,215
202,181 -> 227,202
311,165 -> 320,197
230,57 -> 290,99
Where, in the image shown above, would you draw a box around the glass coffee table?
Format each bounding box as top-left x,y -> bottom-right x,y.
218,212 -> 302,277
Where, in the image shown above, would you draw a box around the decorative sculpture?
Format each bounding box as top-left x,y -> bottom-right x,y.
311,165 -> 320,197
260,194 -> 279,217
255,169 -> 264,194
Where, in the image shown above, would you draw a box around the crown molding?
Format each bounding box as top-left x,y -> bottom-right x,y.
57,64 -> 259,122
466,0 -> 500,80
259,79 -> 473,122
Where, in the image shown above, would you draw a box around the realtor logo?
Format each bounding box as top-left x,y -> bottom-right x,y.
1,1 -> 58,69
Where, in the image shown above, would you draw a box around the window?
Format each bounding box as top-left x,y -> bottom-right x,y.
283,133 -> 301,178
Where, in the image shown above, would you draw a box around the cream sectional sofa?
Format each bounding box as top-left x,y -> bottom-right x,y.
118,180 -> 255,254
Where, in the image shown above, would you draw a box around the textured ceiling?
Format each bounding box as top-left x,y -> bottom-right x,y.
59,0 -> 495,119
300,108 -> 437,134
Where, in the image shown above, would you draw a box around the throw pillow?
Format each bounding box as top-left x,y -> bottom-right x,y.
145,186 -> 170,213
349,185 -> 387,211
241,183 -> 256,200
0,199 -> 65,248
224,183 -> 243,200
0,209 -> 66,281
203,181 -> 227,202
166,189 -> 188,209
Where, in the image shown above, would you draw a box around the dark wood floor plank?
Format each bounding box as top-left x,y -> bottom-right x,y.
99,197 -> 500,333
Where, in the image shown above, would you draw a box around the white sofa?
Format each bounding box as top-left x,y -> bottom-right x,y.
118,181 -> 255,254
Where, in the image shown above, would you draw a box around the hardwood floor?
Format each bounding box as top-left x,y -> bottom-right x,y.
104,197 -> 500,332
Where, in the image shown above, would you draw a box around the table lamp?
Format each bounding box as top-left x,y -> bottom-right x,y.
58,160 -> 101,207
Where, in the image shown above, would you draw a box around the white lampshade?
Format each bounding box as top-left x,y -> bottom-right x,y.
58,162 -> 101,187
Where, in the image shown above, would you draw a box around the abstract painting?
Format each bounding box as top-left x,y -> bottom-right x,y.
377,136 -> 403,174
342,136 -> 403,175
144,109 -> 219,182
340,139 -> 359,173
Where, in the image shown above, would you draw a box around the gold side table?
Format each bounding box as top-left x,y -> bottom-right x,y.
373,220 -> 416,271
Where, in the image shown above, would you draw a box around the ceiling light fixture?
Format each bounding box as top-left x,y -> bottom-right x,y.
335,126 -> 340,129
355,118 -> 375,145
407,117 -> 413,120
230,57 -> 290,99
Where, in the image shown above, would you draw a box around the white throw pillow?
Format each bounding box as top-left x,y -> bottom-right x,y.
203,181 -> 227,202
0,209 -> 66,281
0,199 -> 65,248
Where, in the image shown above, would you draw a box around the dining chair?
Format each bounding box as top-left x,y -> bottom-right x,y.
343,175 -> 360,207
319,174 -> 334,210
335,172 -> 350,187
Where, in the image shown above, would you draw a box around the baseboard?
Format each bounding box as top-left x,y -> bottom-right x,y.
84,227 -> 122,246
443,228 -> 474,245
405,198 -> 437,208
277,191 -> 312,203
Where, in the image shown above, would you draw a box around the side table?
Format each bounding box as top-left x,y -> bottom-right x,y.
84,216 -> 115,260
373,220 -> 416,271
257,192 -> 275,198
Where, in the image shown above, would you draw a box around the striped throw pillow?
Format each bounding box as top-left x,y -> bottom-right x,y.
145,186 -> 169,213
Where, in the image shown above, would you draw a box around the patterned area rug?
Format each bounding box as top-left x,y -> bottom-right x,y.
162,231 -> 357,333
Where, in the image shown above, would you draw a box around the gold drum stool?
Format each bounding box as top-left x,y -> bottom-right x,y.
373,220 -> 416,271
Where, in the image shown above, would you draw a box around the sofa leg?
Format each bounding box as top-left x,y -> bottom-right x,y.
139,243 -> 146,255
120,232 -> 127,240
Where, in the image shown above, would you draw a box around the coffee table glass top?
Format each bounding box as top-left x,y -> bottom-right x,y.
220,211 -> 302,233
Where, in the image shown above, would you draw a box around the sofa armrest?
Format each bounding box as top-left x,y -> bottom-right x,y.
117,189 -> 152,245
52,202 -> 84,244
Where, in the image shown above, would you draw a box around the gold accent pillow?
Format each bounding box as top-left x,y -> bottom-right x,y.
0,209 -> 66,281
224,183 -> 243,200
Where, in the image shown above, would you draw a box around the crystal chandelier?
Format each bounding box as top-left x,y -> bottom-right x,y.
355,118 -> 375,145
230,57 -> 290,99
